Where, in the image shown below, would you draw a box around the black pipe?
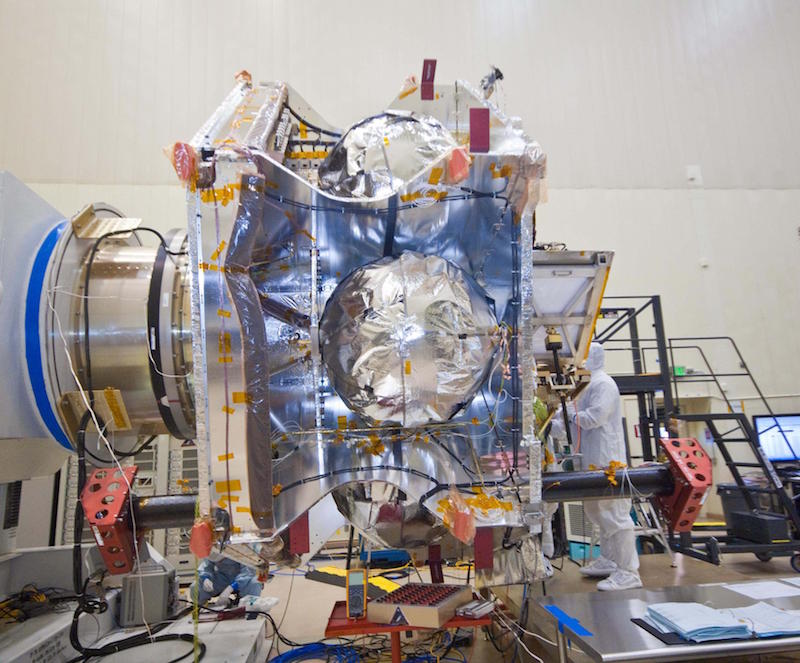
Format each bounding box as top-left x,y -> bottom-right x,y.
129,464 -> 674,532
541,464 -> 673,502
132,494 -> 197,530
49,469 -> 61,547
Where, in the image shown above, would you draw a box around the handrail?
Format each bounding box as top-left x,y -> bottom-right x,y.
668,343 -> 736,414
596,299 -> 653,343
668,336 -> 795,458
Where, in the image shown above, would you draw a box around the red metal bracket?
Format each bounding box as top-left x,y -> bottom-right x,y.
656,438 -> 712,532
81,466 -> 141,574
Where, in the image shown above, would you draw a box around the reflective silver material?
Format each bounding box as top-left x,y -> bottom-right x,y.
529,250 -> 613,363
332,482 -> 449,548
387,80 -> 547,214
475,534 -> 548,587
519,208 -> 541,529
319,252 -> 500,426
244,83 -> 288,153
74,243 -> 161,431
181,76 -> 618,572
318,112 -> 458,198
152,231 -> 194,440
43,213 -> 194,453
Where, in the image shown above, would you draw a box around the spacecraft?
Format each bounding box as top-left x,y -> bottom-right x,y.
0,68 -> 708,581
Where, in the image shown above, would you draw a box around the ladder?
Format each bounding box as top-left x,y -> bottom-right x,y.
668,337 -> 800,566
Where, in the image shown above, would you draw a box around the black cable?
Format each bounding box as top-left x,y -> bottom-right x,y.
427,432 -> 479,479
180,601 -> 360,652
480,389 -> 522,502
285,103 -> 342,138
73,412 -> 105,597
65,229 -> 194,662
110,435 -> 157,459
485,615 -> 518,654
260,185 -> 508,218
68,606 -> 203,662
79,226 -> 186,462
83,431 -> 161,466
84,434 -> 157,465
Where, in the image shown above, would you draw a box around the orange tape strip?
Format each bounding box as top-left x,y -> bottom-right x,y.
215,479 -> 242,493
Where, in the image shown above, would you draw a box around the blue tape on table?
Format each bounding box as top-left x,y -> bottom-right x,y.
545,605 -> 593,637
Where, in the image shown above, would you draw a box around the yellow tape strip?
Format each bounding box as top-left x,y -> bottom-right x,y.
490,164 -> 513,179
232,392 -> 252,404
209,240 -> 227,262
222,406 -> 235,415
199,183 -> 240,207
215,479 -> 242,493
217,453 -> 234,462
103,388 -> 127,429
287,150 -> 328,160
398,86 -> 418,100
586,266 -> 611,360
217,308 -> 232,318
314,566 -> 400,593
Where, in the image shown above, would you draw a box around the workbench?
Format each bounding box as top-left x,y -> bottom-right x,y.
532,577 -> 800,662
324,599 -> 492,663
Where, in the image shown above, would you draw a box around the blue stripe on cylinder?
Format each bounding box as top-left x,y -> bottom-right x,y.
24,222 -> 71,449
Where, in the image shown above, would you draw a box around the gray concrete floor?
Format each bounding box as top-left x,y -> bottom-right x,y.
262,551 -> 800,662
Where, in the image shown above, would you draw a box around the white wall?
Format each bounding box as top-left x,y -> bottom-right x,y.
2,0 -> 800,189
538,187 -> 800,403
2,1 -> 799,504
1,0 -> 795,395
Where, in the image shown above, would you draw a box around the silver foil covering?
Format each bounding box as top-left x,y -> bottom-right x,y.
184,79 -> 562,572
318,113 -> 458,198
332,482 -> 449,549
319,252 -> 500,427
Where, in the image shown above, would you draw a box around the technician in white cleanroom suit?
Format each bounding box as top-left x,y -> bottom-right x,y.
550,342 -> 641,591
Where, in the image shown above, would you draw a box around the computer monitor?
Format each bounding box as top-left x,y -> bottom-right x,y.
753,414 -> 800,462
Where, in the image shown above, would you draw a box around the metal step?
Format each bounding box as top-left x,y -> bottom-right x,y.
724,485 -> 781,495
678,413 -> 745,422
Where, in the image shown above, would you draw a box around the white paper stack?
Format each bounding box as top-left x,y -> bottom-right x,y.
645,602 -> 751,642
726,602 -> 800,638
